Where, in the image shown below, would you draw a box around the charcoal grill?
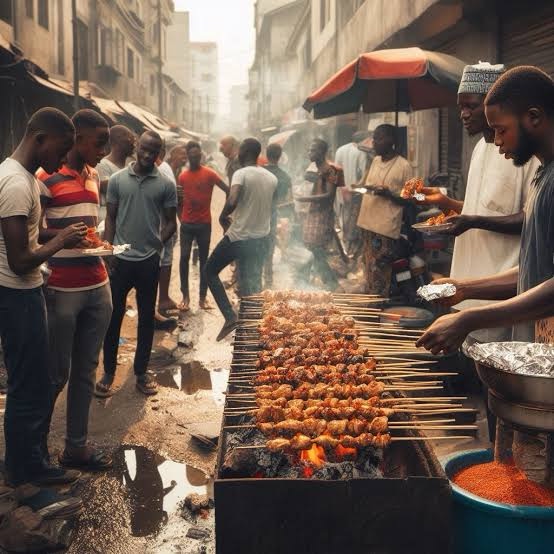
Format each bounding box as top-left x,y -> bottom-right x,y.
214,296 -> 453,554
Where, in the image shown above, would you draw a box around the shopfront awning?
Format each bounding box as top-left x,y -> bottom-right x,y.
268,129 -> 298,146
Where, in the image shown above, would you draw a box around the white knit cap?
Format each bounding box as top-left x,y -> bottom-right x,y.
458,61 -> 505,95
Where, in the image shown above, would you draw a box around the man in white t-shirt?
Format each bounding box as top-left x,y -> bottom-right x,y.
0,108 -> 86,512
419,62 -> 540,343
206,138 -> 278,341
96,125 -> 136,223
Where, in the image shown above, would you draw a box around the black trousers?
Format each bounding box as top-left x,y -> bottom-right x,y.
103,254 -> 160,377
0,285 -> 53,485
179,222 -> 211,301
205,235 -> 269,320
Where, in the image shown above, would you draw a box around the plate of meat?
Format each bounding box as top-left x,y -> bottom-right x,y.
412,210 -> 457,234
400,177 -> 425,201
56,227 -> 124,257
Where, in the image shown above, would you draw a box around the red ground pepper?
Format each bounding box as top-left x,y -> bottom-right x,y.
453,460 -> 554,507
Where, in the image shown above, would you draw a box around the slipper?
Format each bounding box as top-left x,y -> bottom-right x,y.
199,300 -> 214,311
20,489 -> 83,520
31,467 -> 81,487
94,374 -> 115,398
159,307 -> 180,317
216,318 -> 238,342
59,449 -> 113,471
136,375 -> 158,395
178,302 -> 190,312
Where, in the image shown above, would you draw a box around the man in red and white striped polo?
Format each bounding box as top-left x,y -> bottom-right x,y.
37,109 -> 113,471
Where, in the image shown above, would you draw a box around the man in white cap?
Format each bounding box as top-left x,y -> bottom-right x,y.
419,62 -> 540,344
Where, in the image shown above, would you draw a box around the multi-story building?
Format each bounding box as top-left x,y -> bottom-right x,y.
0,0 -> 187,126
228,84 -> 249,133
189,42 -> 218,133
166,10 -> 191,122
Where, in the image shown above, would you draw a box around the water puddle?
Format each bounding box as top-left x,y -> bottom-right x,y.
154,361 -> 228,407
68,446 -> 215,554
116,445 -> 213,538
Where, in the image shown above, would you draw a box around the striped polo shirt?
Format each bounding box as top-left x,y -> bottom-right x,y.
37,165 -> 108,291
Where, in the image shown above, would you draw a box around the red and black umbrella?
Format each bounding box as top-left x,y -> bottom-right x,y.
303,47 -> 466,119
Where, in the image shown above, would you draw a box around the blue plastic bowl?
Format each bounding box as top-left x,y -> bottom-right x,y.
443,449 -> 554,554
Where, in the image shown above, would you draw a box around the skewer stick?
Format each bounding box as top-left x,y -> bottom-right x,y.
230,436 -> 472,449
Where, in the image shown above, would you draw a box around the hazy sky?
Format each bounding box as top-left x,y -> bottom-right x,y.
174,0 -> 255,115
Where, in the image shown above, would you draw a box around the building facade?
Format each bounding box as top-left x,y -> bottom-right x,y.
0,0 -> 188,126
189,42 -> 218,133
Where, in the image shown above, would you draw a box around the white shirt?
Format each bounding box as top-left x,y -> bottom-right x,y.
0,158 -> 43,289
227,165 -> 278,242
157,161 -> 177,186
335,142 -> 367,190
450,137 -> 540,341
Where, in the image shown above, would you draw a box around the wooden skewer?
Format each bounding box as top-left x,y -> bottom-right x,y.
230,435 -> 472,449
224,424 -> 477,431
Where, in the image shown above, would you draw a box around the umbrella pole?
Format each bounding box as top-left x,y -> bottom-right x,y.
395,79 -> 400,127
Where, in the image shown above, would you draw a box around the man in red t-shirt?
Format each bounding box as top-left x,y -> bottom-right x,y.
178,141 -> 229,310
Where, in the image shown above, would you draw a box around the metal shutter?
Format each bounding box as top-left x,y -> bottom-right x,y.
500,2 -> 554,78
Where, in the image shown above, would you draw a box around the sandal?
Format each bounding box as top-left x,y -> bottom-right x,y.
59,449 -> 113,471
136,374 -> 158,395
94,374 -> 115,398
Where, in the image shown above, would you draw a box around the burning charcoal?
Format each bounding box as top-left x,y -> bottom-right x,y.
184,493 -> 213,513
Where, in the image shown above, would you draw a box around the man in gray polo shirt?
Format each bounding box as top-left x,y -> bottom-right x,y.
96,131 -> 177,397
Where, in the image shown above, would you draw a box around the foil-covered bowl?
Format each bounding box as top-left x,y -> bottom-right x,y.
417,283 -> 457,301
464,342 -> 554,409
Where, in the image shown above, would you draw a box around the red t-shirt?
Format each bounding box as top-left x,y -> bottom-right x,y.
178,166 -> 221,224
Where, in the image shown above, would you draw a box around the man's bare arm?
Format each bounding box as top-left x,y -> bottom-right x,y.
2,216 -> 86,275
160,207 -> 177,244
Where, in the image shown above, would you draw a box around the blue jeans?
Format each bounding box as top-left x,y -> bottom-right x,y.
0,286 -> 53,485
205,235 -> 269,320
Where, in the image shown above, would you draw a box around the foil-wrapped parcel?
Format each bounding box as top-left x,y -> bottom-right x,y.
464,341 -> 554,376
417,283 -> 457,301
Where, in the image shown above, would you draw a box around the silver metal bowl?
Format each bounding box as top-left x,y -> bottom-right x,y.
475,362 -> 554,408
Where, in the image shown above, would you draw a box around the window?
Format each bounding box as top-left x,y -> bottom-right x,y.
0,2 -> 12,24
320,0 -> 331,31
127,47 -> 134,78
96,26 -> 112,66
150,74 -> 156,95
115,29 -> 125,72
26,0 -> 34,18
38,0 -> 49,29
135,55 -> 141,84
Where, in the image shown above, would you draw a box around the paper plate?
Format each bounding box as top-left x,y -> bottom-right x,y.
56,247 -> 114,258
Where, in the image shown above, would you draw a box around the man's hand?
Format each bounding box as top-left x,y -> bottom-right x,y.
415,186 -> 448,206
442,214 -> 475,236
58,223 -> 88,249
415,311 -> 473,355
430,277 -> 466,307
219,216 -> 231,231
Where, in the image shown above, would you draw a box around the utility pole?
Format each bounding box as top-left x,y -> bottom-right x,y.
157,0 -> 164,117
71,0 -> 79,112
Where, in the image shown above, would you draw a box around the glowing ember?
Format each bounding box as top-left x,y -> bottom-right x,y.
335,442 -> 357,460
300,443 -> 326,468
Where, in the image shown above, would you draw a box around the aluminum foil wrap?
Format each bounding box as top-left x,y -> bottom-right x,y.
413,192 -> 425,202
113,244 -> 131,255
464,341 -> 554,376
417,283 -> 456,301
